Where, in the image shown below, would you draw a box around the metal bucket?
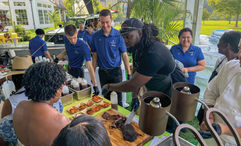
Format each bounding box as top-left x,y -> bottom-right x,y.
139,91 -> 172,136
170,82 -> 200,122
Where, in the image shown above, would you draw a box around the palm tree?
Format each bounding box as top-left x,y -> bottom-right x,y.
48,10 -> 61,29
130,0 -> 183,44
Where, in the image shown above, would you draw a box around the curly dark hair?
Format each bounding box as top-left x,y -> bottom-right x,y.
23,62 -> 66,102
220,31 -> 241,53
52,114 -> 111,146
141,23 -> 160,47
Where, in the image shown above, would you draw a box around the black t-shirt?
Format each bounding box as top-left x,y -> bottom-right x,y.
134,41 -> 175,95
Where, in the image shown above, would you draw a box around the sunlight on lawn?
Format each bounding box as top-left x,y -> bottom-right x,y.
169,20 -> 241,44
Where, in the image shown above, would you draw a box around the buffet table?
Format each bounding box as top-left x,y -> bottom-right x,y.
62,95 -> 172,146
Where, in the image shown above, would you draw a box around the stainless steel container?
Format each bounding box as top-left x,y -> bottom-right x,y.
154,134 -> 194,146
139,91 -> 171,136
170,82 -> 200,122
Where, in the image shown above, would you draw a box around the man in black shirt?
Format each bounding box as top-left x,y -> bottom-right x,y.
102,18 -> 176,110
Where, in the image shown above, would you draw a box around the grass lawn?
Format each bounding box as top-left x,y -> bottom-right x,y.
169,20 -> 241,44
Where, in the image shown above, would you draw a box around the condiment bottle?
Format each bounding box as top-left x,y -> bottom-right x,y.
150,97 -> 162,108
180,86 -> 191,94
62,85 -> 69,96
110,91 -> 118,110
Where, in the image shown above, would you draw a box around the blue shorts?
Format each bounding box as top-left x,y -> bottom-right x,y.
0,115 -> 17,143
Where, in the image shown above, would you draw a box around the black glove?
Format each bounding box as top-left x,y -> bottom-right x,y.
54,58 -> 59,63
199,123 -> 222,139
101,84 -> 109,98
93,86 -> 99,95
131,98 -> 139,112
127,74 -> 131,80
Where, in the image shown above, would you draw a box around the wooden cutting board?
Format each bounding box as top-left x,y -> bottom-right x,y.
96,109 -> 153,146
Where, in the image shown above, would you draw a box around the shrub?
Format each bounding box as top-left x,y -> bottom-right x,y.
14,24 -> 31,41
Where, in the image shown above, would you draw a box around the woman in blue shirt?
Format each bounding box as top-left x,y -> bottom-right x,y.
170,28 -> 206,84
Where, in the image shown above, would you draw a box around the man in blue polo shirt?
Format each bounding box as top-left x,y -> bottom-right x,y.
77,23 -> 86,40
84,24 -> 95,47
90,9 -> 131,106
29,29 -> 53,62
55,24 -> 99,95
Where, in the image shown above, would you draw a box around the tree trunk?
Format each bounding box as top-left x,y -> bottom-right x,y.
126,3 -> 131,18
229,13 -> 231,24
235,13 -> 239,27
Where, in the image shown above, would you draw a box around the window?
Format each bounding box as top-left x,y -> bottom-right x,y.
48,5 -> 51,8
2,2 -> 9,6
15,9 -> 28,25
38,10 -> 44,24
37,3 -> 42,7
14,2 -> 25,6
43,4 -> 47,8
0,10 -> 10,26
44,10 -> 50,24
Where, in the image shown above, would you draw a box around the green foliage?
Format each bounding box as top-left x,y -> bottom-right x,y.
111,3 -> 125,22
202,8 -> 211,21
48,10 -> 61,29
92,0 -> 107,13
14,24 -> 31,41
131,0 -> 184,43
63,0 -> 75,17
208,0 -> 241,27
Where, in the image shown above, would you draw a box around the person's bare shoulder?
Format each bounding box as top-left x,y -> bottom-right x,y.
50,107 -> 70,124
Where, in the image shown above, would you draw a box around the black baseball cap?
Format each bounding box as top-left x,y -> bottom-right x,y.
35,29 -> 45,35
120,18 -> 144,34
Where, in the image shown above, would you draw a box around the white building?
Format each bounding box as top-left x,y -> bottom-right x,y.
0,0 -> 54,30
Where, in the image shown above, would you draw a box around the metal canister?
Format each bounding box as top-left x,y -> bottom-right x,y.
180,86 -> 191,94
170,82 -> 200,122
150,97 -> 162,108
139,91 -> 171,136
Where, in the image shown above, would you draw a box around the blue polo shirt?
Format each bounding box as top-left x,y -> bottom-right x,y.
170,44 -> 204,84
29,36 -> 48,57
64,36 -> 91,68
90,28 -> 126,69
77,30 -> 87,40
84,31 -> 95,45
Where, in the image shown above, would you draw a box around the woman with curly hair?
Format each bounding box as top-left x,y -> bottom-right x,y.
13,62 -> 70,146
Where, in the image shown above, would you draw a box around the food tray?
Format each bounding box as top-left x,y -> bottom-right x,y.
70,84 -> 91,100
61,91 -> 74,106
